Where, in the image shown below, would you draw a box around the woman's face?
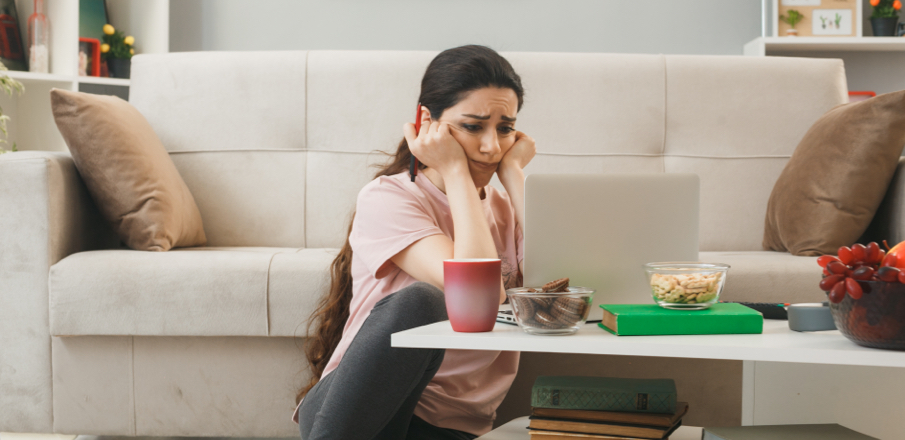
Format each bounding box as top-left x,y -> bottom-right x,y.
437,87 -> 519,188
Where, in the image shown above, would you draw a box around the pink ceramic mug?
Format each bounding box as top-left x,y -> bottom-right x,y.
443,258 -> 501,332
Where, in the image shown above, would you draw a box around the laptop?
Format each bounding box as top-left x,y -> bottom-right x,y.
499,173 -> 700,323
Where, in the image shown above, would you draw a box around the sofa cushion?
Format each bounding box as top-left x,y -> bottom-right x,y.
49,248 -> 815,336
268,248 -> 337,337
304,51 -> 669,249
49,247 -> 336,337
664,56 -> 847,252
50,89 -> 206,251
700,251 -> 822,304
130,52 -> 308,248
764,90 -> 905,256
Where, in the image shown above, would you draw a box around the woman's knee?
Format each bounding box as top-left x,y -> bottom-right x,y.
389,282 -> 448,325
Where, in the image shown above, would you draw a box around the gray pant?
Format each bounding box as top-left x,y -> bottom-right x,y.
298,282 -> 478,440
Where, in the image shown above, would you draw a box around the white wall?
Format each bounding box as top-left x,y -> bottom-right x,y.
170,0 -> 764,55
168,1 -> 905,93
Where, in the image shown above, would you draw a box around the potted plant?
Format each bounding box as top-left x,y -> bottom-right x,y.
0,62 -> 24,155
780,10 -> 805,36
100,24 -> 135,79
869,0 -> 902,36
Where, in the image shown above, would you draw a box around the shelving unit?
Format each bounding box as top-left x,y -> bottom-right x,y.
1,0 -> 168,153
750,1 -> 905,96
4,70 -> 131,87
744,36 -> 905,56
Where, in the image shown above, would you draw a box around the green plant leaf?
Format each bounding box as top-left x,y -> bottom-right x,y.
0,60 -> 24,149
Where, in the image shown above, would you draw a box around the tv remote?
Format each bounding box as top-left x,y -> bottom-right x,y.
725,302 -> 789,320
496,309 -> 519,325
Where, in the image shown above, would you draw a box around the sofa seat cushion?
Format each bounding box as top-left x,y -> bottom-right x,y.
49,247 -> 337,337
700,251 -> 822,304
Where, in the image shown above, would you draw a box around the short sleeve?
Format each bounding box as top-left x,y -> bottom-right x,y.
349,178 -> 445,279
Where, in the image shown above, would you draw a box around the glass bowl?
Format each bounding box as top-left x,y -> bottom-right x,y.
643,262 -> 730,310
506,287 -> 595,335
830,280 -> 905,350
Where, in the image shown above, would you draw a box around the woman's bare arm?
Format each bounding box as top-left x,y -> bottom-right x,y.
390,235 -> 452,290
391,113 -> 505,302
497,131 -> 536,276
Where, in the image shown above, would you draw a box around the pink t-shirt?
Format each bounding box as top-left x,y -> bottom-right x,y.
292,171 -> 523,436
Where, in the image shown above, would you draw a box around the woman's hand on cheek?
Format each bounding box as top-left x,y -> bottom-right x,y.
403,110 -> 469,178
499,131 -> 536,174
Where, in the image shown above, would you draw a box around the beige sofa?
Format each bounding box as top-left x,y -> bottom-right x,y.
4,50 -> 897,437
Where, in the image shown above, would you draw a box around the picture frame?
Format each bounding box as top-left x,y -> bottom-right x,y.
773,0 -> 863,37
0,0 -> 27,71
79,0 -> 109,41
78,37 -> 101,77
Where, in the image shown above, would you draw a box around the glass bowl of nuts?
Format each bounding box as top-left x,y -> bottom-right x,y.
506,278 -> 595,335
643,263 -> 730,310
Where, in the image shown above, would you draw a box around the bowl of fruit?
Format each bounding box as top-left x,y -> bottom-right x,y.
818,241 -> 905,350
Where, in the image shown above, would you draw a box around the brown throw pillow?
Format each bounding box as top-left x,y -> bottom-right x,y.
51,89 -> 206,251
764,90 -> 905,256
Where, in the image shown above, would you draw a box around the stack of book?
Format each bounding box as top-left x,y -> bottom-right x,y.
528,376 -> 688,440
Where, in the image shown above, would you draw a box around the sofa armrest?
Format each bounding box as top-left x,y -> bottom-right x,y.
0,151 -> 117,432
1,151 -> 118,261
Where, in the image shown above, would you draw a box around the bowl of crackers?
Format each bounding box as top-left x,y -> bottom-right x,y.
506,278 -> 595,335
643,262 -> 730,310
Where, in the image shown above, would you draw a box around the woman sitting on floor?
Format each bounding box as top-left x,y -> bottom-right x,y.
295,44 -> 535,440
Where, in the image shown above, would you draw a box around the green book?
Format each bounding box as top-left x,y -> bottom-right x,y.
703,424 -> 878,439
531,376 -> 677,414
598,303 -> 763,336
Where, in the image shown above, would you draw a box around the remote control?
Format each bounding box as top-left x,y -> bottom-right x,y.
496,309 -> 519,325
726,302 -> 789,320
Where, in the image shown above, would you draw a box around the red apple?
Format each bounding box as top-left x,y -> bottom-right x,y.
883,240 -> 905,269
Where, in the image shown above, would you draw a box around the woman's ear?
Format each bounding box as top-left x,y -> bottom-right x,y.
420,106 -> 431,123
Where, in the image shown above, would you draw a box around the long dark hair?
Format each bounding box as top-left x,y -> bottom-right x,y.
298,45 -> 524,403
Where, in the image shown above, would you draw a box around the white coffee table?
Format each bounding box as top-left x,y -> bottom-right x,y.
392,320 -> 905,367
392,320 -> 905,439
476,416 -> 702,440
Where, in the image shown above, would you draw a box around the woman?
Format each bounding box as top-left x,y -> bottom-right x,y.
295,45 -> 535,440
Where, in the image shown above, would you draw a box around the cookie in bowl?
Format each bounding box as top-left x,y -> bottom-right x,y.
507,278 -> 595,335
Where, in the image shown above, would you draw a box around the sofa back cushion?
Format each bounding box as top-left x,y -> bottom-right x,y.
662,56 -> 847,251
129,52 -> 308,247
129,51 -> 846,251
303,51 -> 670,248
